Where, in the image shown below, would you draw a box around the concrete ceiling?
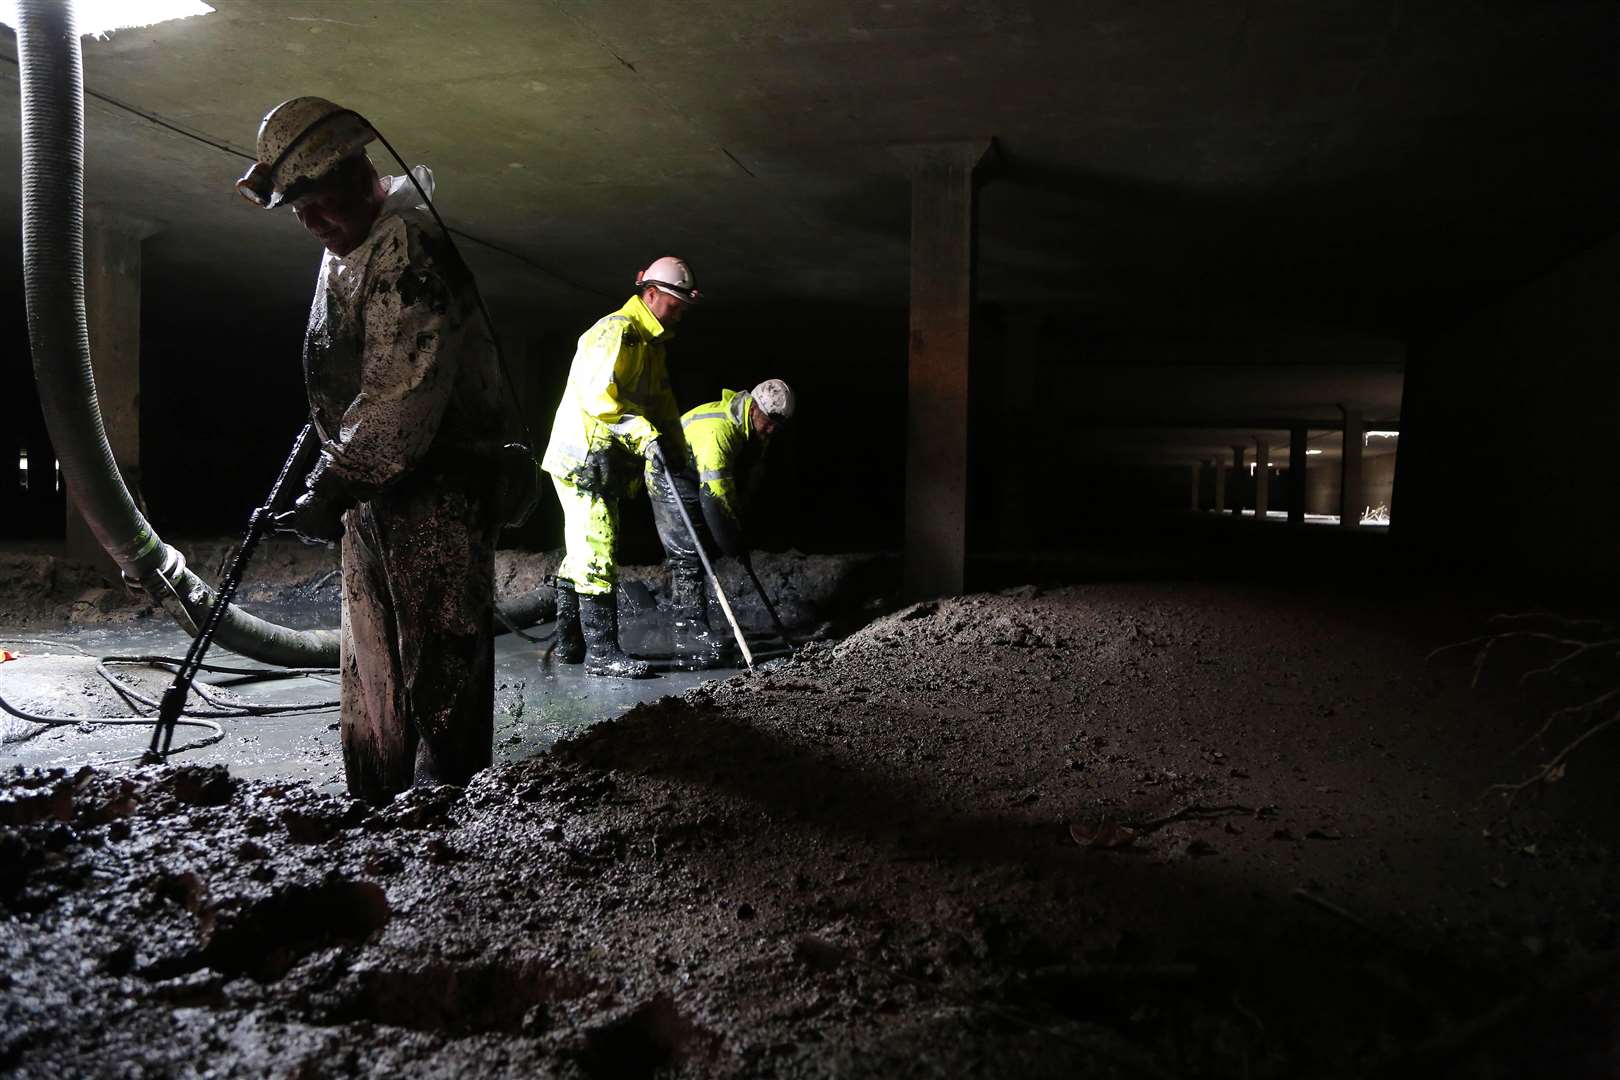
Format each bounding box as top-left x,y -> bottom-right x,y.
0,0 -> 1616,335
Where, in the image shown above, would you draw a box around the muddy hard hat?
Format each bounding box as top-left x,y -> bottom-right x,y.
750,379 -> 795,423
636,256 -> 701,304
236,96 -> 376,208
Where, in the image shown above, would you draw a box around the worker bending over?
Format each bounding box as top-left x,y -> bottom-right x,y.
541,258 -> 699,678
237,97 -> 522,803
651,380 -> 795,667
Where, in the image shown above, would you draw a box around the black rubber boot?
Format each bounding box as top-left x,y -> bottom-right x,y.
670,566 -> 727,670
580,591 -> 653,678
553,579 -> 585,664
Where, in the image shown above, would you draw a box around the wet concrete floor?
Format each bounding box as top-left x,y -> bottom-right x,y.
0,597 -> 784,786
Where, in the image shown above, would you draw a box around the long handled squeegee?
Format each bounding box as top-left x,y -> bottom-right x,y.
650,444 -> 753,671
148,423 -> 314,757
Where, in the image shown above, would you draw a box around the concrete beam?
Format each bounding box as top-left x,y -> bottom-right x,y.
66,219 -> 146,568
895,138 -> 992,599
1052,416 -> 1399,432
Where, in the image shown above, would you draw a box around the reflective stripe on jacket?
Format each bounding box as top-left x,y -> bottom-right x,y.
680,388 -> 761,524
541,294 -> 683,481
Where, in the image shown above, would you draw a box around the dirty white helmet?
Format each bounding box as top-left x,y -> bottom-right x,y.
635,256 -> 701,304
750,379 -> 795,423
236,96 -> 376,208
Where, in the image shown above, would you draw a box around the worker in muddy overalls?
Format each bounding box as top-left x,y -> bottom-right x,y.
541,258 -> 700,679
648,380 -> 796,667
237,97 -> 523,803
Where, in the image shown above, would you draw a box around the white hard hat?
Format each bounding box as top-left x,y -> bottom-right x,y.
636,256 -> 701,304
750,379 -> 795,423
236,96 -> 376,208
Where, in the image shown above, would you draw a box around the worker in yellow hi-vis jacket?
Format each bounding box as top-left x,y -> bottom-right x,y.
540,257 -> 699,679
647,380 -> 795,667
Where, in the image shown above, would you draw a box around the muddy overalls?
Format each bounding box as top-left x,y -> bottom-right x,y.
302,181 -> 510,803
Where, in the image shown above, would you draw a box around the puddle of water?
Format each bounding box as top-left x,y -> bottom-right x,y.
1,595 -> 787,789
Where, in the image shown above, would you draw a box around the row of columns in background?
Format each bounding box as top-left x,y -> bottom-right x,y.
1196,413 -> 1366,527
895,138 -> 1387,596
894,139 -> 1384,595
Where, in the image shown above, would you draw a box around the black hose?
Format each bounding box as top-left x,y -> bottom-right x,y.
1,644 -> 342,756
0,689 -> 225,753
14,1 -> 548,669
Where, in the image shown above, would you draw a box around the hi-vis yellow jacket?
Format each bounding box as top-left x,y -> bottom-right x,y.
541,294 -> 684,487
681,388 -> 765,526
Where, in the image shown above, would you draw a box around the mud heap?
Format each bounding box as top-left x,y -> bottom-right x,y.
2,582 -> 1616,1077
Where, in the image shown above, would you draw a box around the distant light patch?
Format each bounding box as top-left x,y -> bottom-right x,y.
1306,448 -> 1324,456
1364,430 -> 1399,444
0,0 -> 214,38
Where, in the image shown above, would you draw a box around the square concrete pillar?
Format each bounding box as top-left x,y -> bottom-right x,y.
1213,457 -> 1226,512
1340,409 -> 1364,527
1189,463 -> 1201,511
65,219 -> 145,568
895,138 -> 992,599
1289,425 -> 1308,525
1253,439 -> 1270,519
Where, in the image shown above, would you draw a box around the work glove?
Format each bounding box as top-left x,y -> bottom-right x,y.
274,456 -> 353,545
276,488 -> 347,545
643,433 -> 683,470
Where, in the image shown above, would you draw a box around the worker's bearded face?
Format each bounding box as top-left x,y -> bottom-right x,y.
292,158 -> 384,257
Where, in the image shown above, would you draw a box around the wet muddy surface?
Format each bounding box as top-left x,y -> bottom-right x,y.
3,578 -> 1618,1077
0,542 -> 871,779
0,611 -> 758,783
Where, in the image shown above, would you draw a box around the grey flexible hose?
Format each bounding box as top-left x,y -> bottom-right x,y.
15,0 -> 341,666
15,0 -> 549,668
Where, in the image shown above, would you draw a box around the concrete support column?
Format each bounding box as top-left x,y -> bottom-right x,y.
1253,439 -> 1270,519
896,138 -> 992,599
66,220 -> 144,567
1340,409 -> 1364,528
1230,445 -> 1247,515
1212,457 -> 1226,513
1188,463 -> 1201,512
1289,425 -> 1308,526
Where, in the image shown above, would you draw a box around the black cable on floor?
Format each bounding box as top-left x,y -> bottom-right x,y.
0,644 -> 339,756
